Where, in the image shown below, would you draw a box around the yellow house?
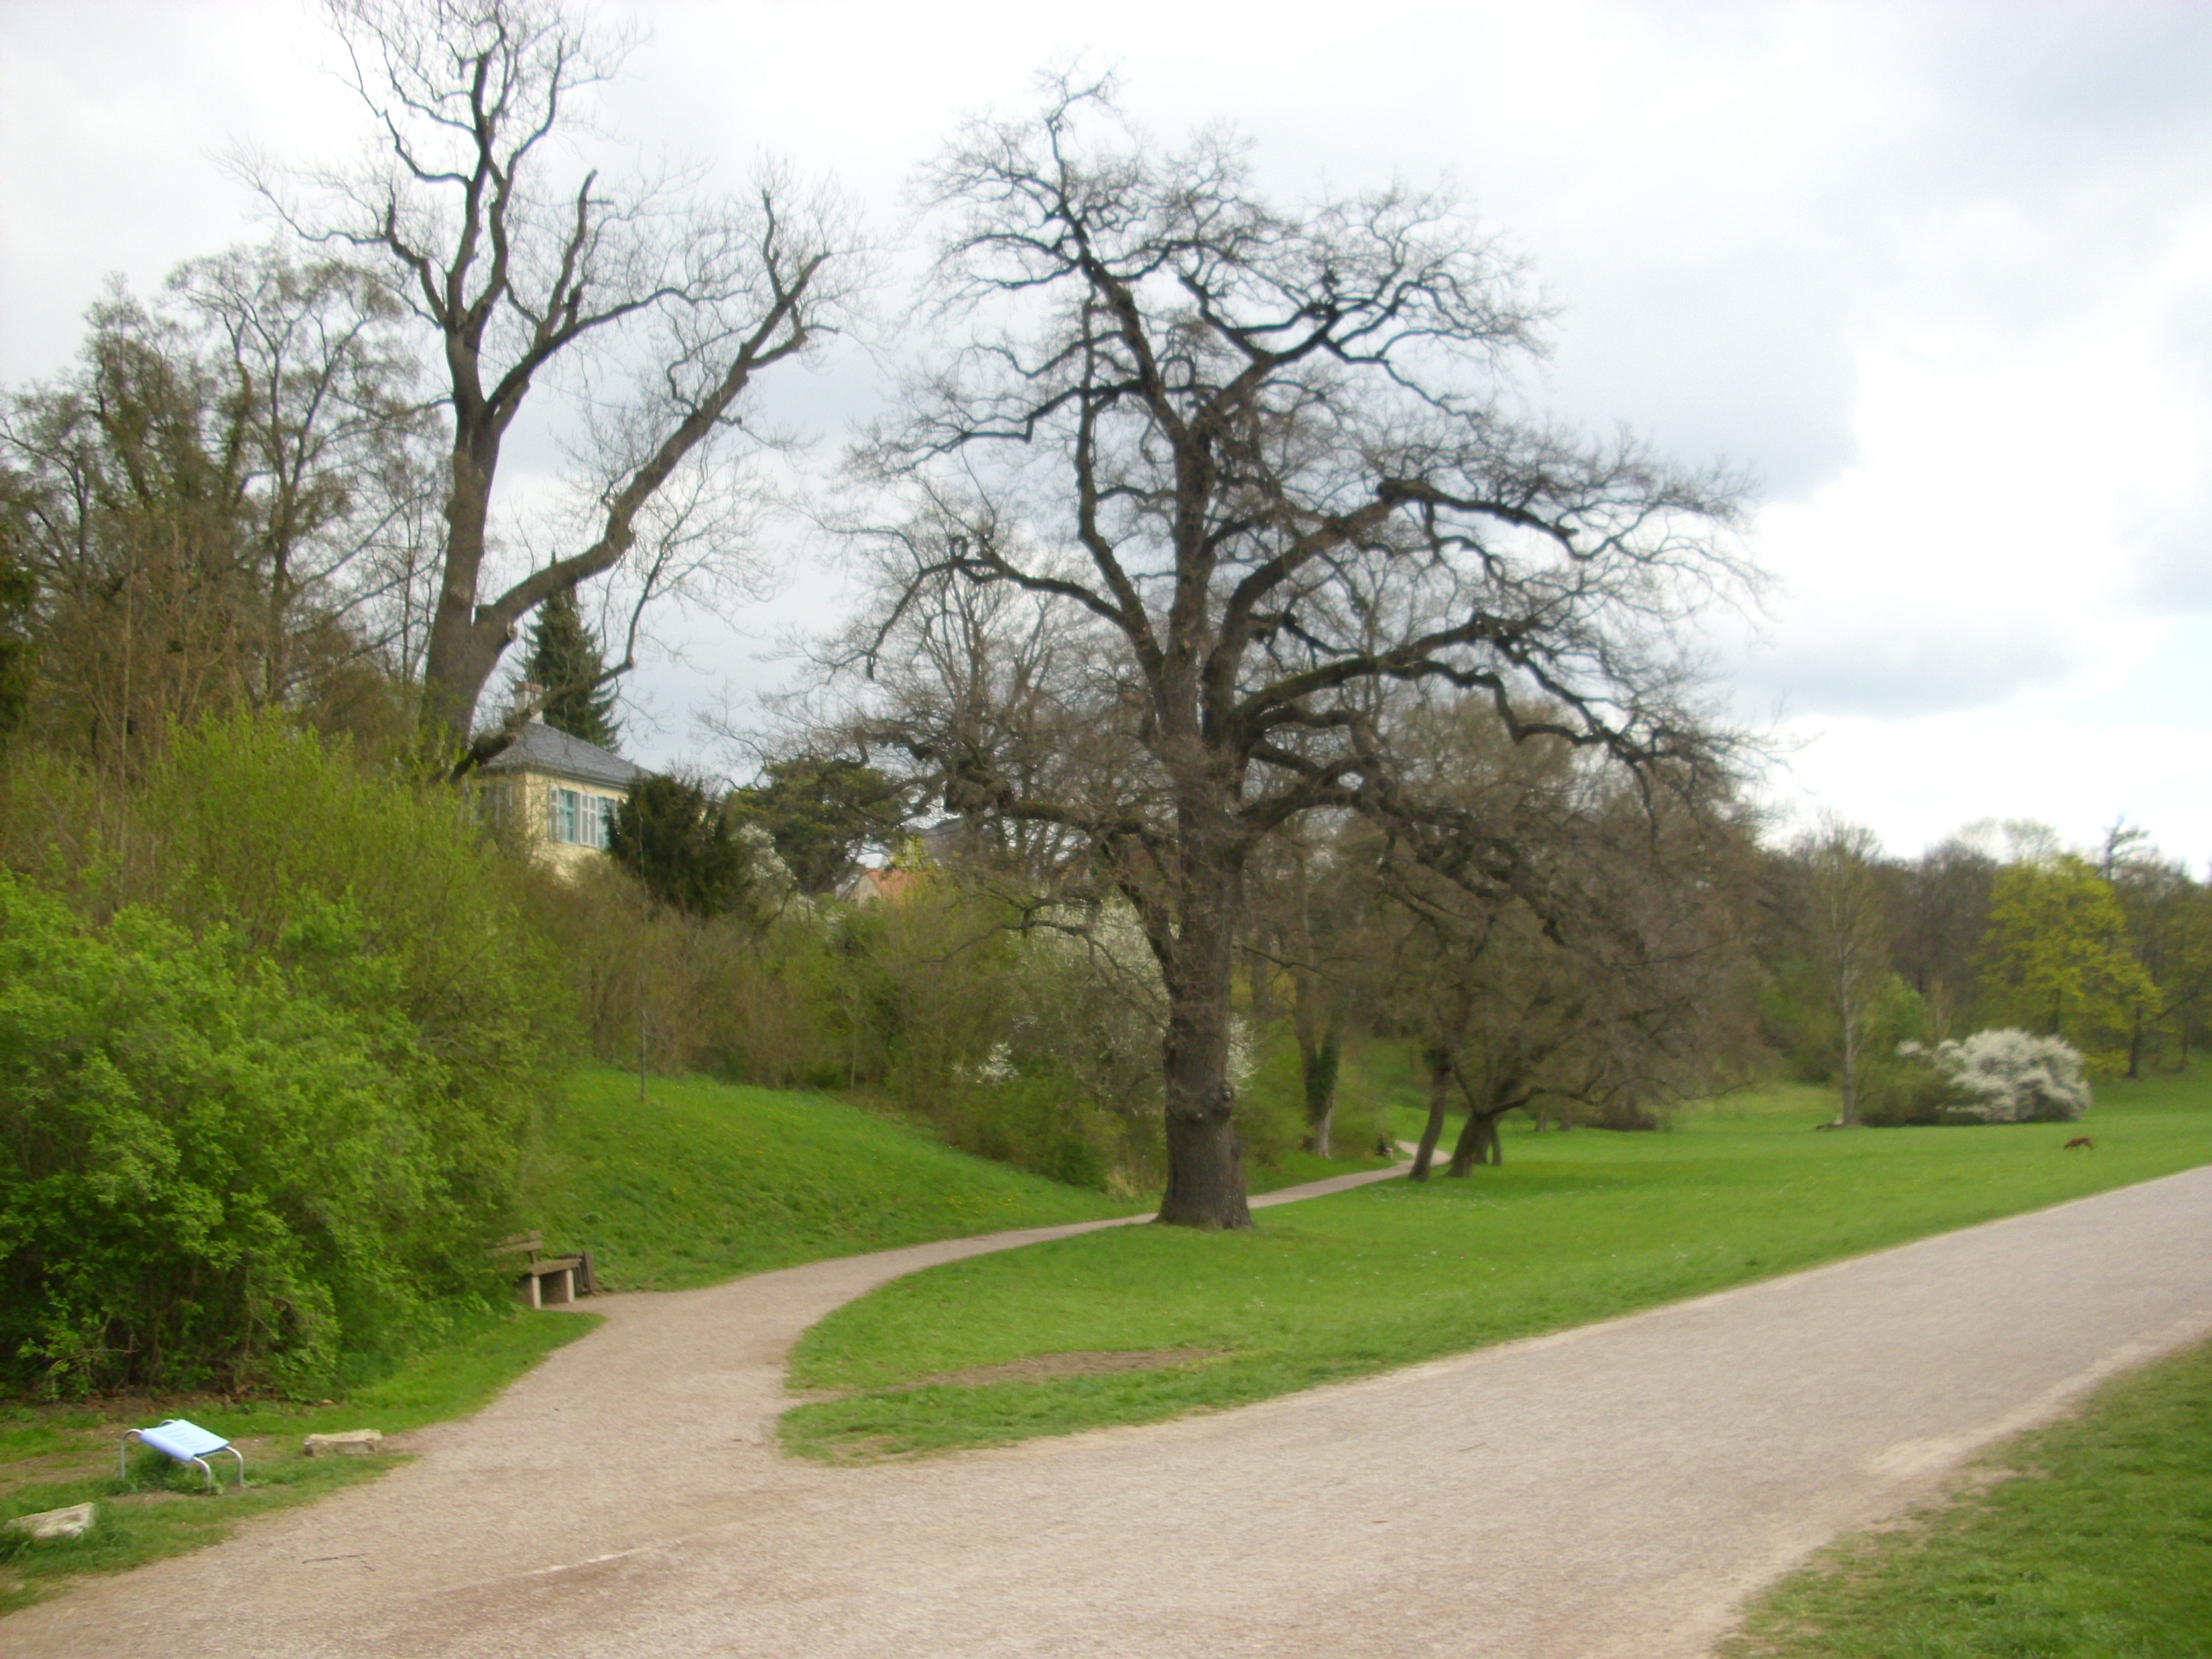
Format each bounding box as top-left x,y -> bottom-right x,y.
473,720 -> 640,872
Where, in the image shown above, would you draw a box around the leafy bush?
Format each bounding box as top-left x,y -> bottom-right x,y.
0,713 -> 566,1117
1889,1028 -> 2091,1124
1856,1055 -> 1961,1127
137,716 -> 564,1117
0,712 -> 566,1393
527,852 -> 842,1088
0,878 -> 512,1395
1853,976 -> 1943,1126
531,853 -> 1168,1189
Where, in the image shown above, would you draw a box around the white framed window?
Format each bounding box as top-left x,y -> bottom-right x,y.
548,787 -> 616,849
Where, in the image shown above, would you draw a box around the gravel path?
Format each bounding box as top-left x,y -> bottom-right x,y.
10,1163 -> 2212,1659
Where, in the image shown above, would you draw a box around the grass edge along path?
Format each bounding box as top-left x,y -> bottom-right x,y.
1718,1333 -> 2212,1658
781,1074 -> 2212,1462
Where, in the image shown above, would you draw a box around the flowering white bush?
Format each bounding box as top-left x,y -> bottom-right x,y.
1226,1015 -> 1259,1096
967,1042 -> 1018,1085
733,822 -> 801,906
1897,1029 -> 2090,1123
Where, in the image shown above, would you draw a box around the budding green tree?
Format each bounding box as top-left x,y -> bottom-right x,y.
1980,855 -> 2155,1075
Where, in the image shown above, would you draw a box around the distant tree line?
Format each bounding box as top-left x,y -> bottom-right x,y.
1755,818 -> 2209,1123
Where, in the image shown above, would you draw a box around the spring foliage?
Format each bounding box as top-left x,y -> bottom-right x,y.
1980,855 -> 2157,1074
0,714 -> 562,1394
608,773 -> 755,918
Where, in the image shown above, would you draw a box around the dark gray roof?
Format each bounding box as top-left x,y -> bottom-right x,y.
479,721 -> 641,790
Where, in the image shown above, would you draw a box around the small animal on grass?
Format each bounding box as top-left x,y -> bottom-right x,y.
1813,1121 -> 1844,1131
2063,1135 -> 2095,1150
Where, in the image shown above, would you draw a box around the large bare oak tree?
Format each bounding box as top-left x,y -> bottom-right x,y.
849,79 -> 1756,1228
279,0 -> 854,748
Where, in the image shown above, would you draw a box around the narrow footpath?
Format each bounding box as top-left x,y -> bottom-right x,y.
9,1163 -> 2211,1659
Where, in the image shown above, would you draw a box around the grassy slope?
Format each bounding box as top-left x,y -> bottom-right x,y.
1722,1335 -> 2212,1658
2,1065 -> 1129,1614
524,1067 -> 1134,1289
783,1071 -> 2212,1460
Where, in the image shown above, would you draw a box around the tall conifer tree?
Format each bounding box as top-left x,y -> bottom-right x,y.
519,588 -> 620,749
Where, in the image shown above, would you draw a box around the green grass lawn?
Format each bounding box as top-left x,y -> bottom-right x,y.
1721,1335 -> 2212,1658
781,1071 -> 2212,1461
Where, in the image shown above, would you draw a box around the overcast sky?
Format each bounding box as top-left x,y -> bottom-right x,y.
4,0 -> 2209,867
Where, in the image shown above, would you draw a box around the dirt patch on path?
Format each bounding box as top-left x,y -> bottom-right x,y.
884,1348 -> 1230,1392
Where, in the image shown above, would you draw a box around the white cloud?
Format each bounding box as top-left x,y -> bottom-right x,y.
1733,213 -> 2212,725
1761,707 -> 2212,873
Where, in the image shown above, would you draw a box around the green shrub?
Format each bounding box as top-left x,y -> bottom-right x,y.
0,877 -> 512,1395
529,846 -> 1166,1189
1856,976 -> 1946,1125
1236,1026 -> 1315,1166
0,712 -> 567,1394
1857,1055 -> 1959,1126
608,772 -> 757,918
137,715 -> 564,1118
0,713 -> 565,1114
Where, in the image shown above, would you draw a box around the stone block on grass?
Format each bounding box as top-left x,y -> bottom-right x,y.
303,1429 -> 385,1458
6,1503 -> 96,1541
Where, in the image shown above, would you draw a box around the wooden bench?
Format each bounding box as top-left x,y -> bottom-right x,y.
489,1231 -> 594,1307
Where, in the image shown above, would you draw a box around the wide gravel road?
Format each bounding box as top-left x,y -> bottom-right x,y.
11,1164 -> 2212,1659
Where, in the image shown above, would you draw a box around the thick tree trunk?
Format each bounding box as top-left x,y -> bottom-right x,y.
1155,861 -> 1253,1230
1409,1046 -> 1451,1181
421,439 -> 504,743
423,617 -> 514,747
1446,1109 -> 1503,1175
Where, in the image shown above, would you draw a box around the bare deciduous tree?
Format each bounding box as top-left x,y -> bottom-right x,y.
173,245 -> 441,699
1389,777 -> 1761,1174
2,250 -> 431,760
846,79 -> 1755,1227
275,0 -> 856,750
1892,834 -> 1997,1039
1801,817 -> 1888,1126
